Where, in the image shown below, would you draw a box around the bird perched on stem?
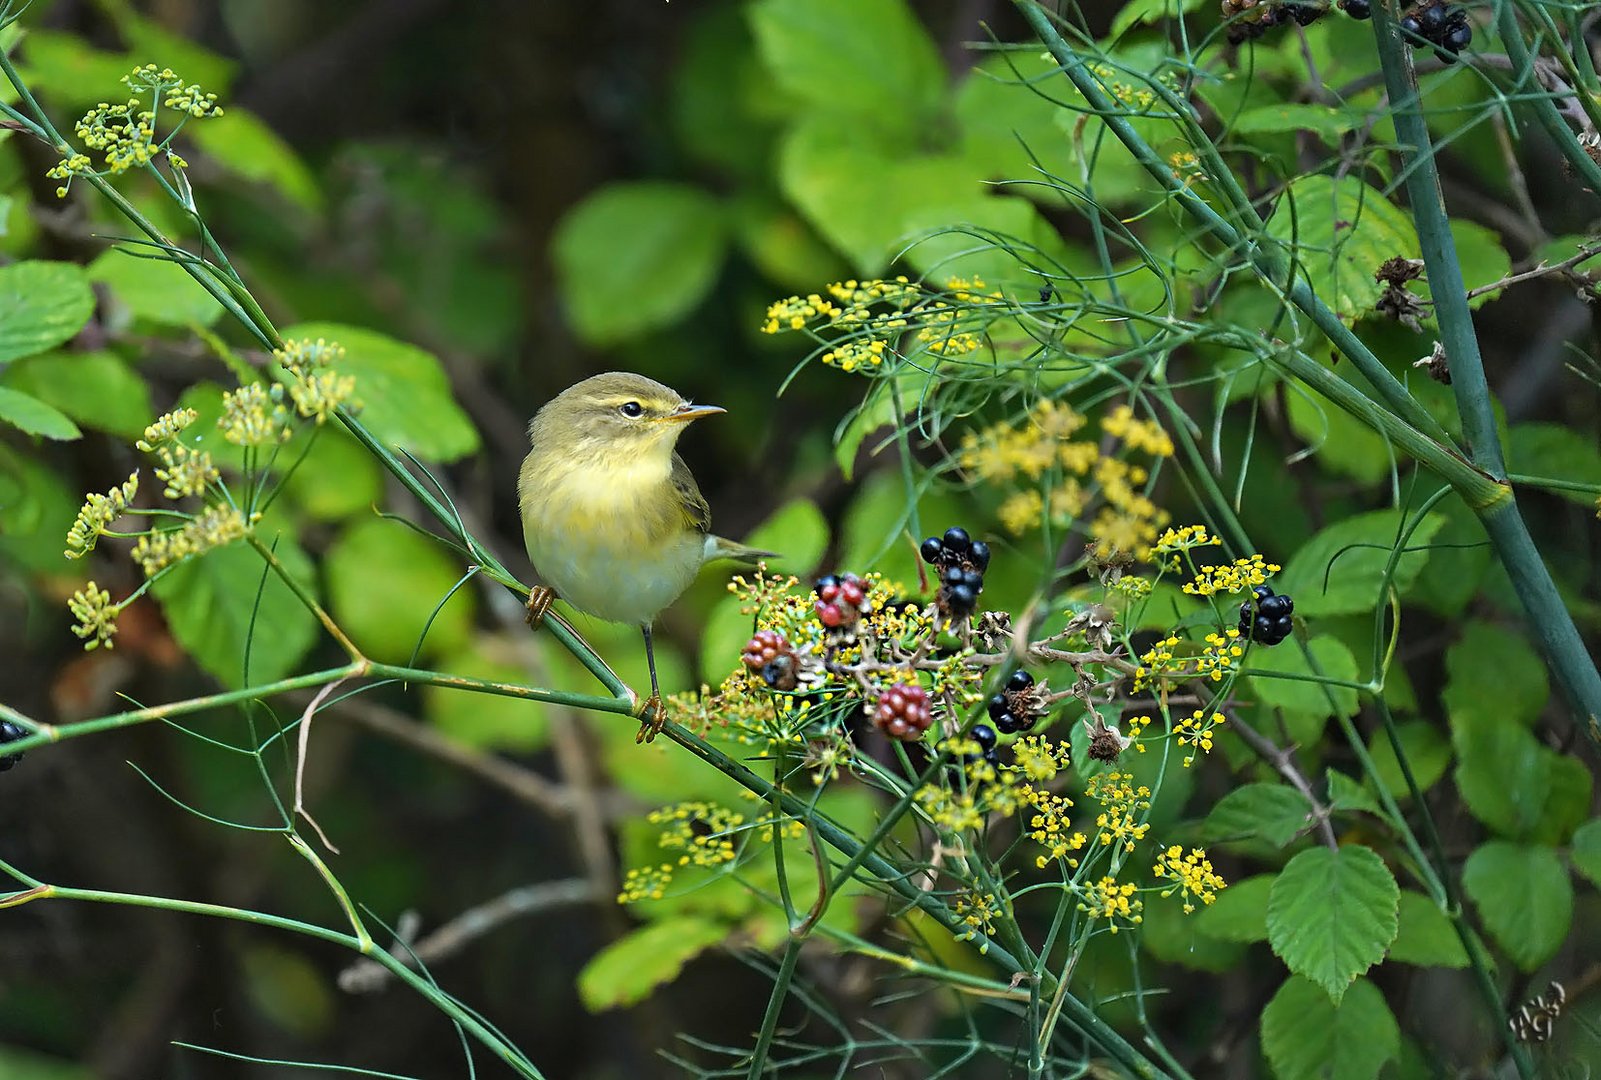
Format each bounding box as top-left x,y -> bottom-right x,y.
518,371 -> 770,741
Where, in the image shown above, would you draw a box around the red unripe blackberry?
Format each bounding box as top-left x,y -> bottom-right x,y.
741,629 -> 791,671
873,682 -> 932,741
814,572 -> 869,629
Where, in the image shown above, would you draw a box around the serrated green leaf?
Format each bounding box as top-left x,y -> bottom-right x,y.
1261,975 -> 1400,1080
152,532 -> 319,688
0,350 -> 152,439
1268,845 -> 1398,1002
0,387 -> 80,440
1443,621 -> 1547,727
1202,783 -> 1314,848
424,634 -> 549,753
188,108 -> 321,212
749,0 -> 942,132
1276,509 -> 1446,617
1264,175 -> 1419,321
324,517 -> 477,663
552,182 -> 726,346
1246,635 -> 1360,718
1462,841 -> 1571,971
1195,873 -> 1274,943
1452,708 -> 1586,842
1388,891 -> 1469,968
1326,769 -> 1381,815
1509,422 -> 1601,507
0,261 -> 95,365
282,322 -> 480,462
1366,720 -> 1450,801
1571,819 -> 1601,889
577,916 -> 729,1011
88,248 -> 225,328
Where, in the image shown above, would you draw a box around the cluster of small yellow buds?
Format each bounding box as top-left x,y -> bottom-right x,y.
1101,403 -> 1175,457
819,337 -> 888,372
152,443 -> 219,499
1089,771 -> 1152,851
275,339 -> 357,421
137,408 -> 199,451
1082,876 -> 1144,930
163,82 -> 222,119
953,890 -> 1002,952
647,802 -> 745,868
1125,713 -> 1153,751
1196,627 -> 1244,682
1024,786 -> 1083,868
1152,523 -> 1222,555
130,504 -> 252,576
1183,554 -> 1280,597
64,473 -> 140,559
220,382 -> 293,446
1168,150 -> 1207,185
67,581 -> 119,650
276,338 -> 346,374
1176,709 -> 1226,766
44,153 -> 94,198
617,864 -> 674,904
762,293 -> 840,334
1154,845 -> 1227,912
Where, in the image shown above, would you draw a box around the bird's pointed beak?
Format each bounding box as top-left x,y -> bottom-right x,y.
660,402 -> 726,424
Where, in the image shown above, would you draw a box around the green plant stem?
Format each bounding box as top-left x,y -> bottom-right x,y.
746,938 -> 804,1079
0,876 -> 544,1079
1368,5 -> 1601,739
1506,473 -> 1601,497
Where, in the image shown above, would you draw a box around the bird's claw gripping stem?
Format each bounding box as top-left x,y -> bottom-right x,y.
634,693 -> 667,744
525,585 -> 555,628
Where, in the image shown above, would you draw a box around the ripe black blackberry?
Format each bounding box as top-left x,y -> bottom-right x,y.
1238,584 -> 1295,646
1397,2 -> 1472,59
920,526 -> 989,619
0,720 -> 26,772
1339,0 -> 1371,16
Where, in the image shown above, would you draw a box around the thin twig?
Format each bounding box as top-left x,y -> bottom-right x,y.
1224,711 -> 1338,850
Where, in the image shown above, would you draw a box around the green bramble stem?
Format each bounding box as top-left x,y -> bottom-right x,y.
1366,0 -> 1601,742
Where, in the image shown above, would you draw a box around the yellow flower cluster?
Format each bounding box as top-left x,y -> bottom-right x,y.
1153,845 -> 1227,913
1010,734 -> 1073,782
960,399 -> 1090,483
1023,786 -> 1084,868
1196,628 -> 1244,682
68,581 -> 119,650
1183,554 -> 1280,597
1088,771 -> 1151,852
953,890 -> 1003,952
137,408 -> 199,450
917,784 -> 986,834
130,504 -> 252,577
64,472 -> 140,559
1100,404 -> 1174,457
220,382 -> 293,447
1082,875 -> 1144,931
277,338 -> 357,422
1131,633 -> 1180,693
1176,710 -> 1225,767
819,337 -> 888,372
617,864 -> 674,904
151,442 -> 219,499
1151,523 -> 1221,556
1167,150 -> 1207,186
1125,713 -> 1152,752
648,801 -> 745,869
1088,62 -> 1157,111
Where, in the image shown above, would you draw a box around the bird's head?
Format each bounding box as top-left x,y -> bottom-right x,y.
530,371 -> 723,460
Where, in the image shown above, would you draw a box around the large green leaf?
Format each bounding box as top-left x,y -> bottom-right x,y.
1571,819 -> 1601,889
282,322 -> 480,462
1462,841 -> 1571,971
1452,708 -> 1589,842
1276,508 -> 1445,617
551,183 -> 726,346
0,350 -> 153,439
187,108 -> 321,212
1260,975 -> 1400,1080
1264,174 -> 1419,321
152,532 -> 319,688
89,249 -> 224,328
1443,621 -> 1547,727
1195,873 -> 1274,943
953,53 -> 1078,196
0,261 -> 95,365
17,29 -> 133,111
1365,720 -> 1450,802
577,917 -> 729,1011
1201,783 -> 1314,848
1508,422 -> 1601,507
1246,634 -> 1360,717
1387,891 -> 1468,968
1284,383 -> 1394,487
748,0 -> 942,132
0,387 -> 80,440
0,444 -> 78,571
323,516 -> 477,664
1267,845 -> 1398,1002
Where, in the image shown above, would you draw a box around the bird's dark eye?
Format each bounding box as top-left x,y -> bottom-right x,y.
619,401 -> 644,418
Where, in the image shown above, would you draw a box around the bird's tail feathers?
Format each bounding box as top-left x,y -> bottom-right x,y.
704,535 -> 779,566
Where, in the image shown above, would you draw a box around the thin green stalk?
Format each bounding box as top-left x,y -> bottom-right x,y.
364,663 -> 634,716
745,939 -> 804,1079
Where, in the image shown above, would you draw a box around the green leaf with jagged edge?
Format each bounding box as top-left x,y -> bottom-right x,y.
1508,422 -> 1601,507
1443,620 -> 1548,727
1452,707 -> 1590,842
1365,720 -> 1451,802
1326,769 -> 1382,815
0,350 -> 153,440
1264,174 -> 1419,321
0,387 -> 79,440
578,916 -> 730,1011
282,321 -> 480,462
1246,634 -> 1360,718
1195,873 -> 1274,943
0,261 -> 95,365
1388,891 -> 1469,968
1462,841 -> 1572,971
1201,783 -> 1315,848
1261,975 -> 1400,1080
188,108 -> 321,212
89,249 -> 226,328
551,182 -> 727,346
1275,509 -> 1446,617
1572,819 -> 1601,889
152,531 -> 319,688
1267,845 -> 1398,1002
323,516 -> 477,664
749,0 -> 942,136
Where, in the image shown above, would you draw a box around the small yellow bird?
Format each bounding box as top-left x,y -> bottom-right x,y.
518,372 -> 768,741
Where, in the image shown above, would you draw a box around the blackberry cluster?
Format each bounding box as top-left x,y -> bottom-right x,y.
920,526 -> 989,619
874,682 -> 933,741
969,721 -> 1001,766
1224,0 -> 1326,45
813,573 -> 869,630
1398,2 -> 1473,61
987,669 -> 1044,735
1238,585 -> 1295,646
741,629 -> 799,691
0,720 -> 26,773
1339,0 -> 1371,18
